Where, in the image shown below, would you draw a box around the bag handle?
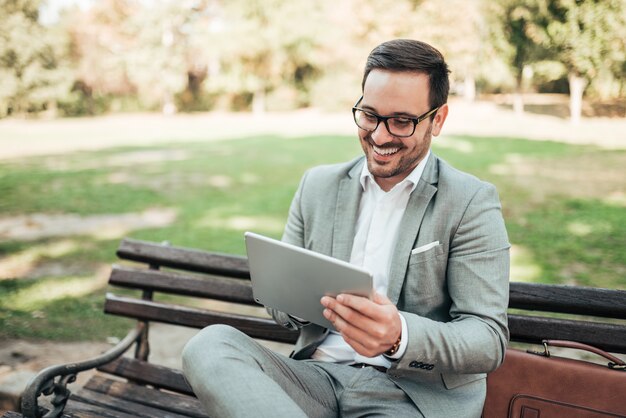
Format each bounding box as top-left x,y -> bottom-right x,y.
528,339 -> 626,370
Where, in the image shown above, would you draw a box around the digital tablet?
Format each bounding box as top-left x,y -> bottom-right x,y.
244,231 -> 373,330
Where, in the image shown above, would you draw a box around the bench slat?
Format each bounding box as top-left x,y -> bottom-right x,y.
83,375 -> 209,418
72,388 -> 193,418
64,397 -> 140,418
110,265 -> 256,305
117,238 -> 250,278
98,358 -> 193,395
509,314 -> 626,354
509,282 -> 626,319
0,405 -> 123,418
104,293 -> 299,344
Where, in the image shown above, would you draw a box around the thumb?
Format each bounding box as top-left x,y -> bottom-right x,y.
373,291 -> 392,305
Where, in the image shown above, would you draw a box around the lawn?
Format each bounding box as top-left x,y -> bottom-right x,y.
0,132 -> 624,341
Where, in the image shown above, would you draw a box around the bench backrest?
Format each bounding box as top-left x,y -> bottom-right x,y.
107,238 -> 298,345
105,238 -> 626,383
507,282 -> 626,353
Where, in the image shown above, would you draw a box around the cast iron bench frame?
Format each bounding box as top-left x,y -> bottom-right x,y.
5,237 -> 626,417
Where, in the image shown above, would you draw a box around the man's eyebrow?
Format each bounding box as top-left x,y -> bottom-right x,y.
361,104 -> 418,118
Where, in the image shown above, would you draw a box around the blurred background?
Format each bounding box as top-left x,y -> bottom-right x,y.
0,0 -> 625,408
1,0 -> 625,118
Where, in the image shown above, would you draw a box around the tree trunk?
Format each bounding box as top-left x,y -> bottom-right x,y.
464,75 -> 476,102
568,73 -> 587,125
252,88 -> 266,115
162,92 -> 176,115
513,80 -> 524,116
45,100 -> 58,118
513,70 -> 524,116
513,93 -> 524,116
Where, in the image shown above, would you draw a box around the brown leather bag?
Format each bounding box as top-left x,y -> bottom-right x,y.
483,340 -> 626,418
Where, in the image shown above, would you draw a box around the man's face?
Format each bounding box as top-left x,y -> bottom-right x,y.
358,69 -> 448,191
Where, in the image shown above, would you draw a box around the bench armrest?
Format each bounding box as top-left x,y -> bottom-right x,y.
20,323 -> 144,418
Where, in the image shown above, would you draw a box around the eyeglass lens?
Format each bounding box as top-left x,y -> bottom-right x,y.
354,109 -> 415,137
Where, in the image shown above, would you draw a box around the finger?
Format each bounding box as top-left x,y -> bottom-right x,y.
324,296 -> 400,344
336,293 -> 395,324
335,293 -> 382,319
325,309 -> 382,355
320,296 -> 333,307
372,291 -> 392,305
324,302 -> 388,344
324,297 -> 380,332
323,299 -> 378,331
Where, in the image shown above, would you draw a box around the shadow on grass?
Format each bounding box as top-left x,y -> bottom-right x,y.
0,277 -> 133,341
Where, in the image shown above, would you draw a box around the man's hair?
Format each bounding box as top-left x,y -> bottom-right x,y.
362,39 -> 450,110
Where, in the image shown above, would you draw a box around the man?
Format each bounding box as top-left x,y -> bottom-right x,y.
183,39 -> 510,417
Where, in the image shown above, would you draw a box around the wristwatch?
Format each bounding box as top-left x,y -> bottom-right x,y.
385,334 -> 402,356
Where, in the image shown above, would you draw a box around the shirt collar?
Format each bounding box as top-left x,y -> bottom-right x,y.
359,150 -> 431,193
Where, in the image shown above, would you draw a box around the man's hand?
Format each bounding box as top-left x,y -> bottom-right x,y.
321,292 -> 402,357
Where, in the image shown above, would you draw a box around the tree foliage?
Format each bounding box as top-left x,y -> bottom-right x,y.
206,0 -> 328,112
0,0 -> 624,117
0,0 -> 71,116
542,0 -> 625,79
487,0 -> 625,119
539,0 -> 626,122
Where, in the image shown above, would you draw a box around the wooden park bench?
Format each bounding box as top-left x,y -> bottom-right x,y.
3,238 -> 626,418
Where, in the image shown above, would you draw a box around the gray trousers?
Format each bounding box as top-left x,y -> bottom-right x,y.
182,324 -> 423,417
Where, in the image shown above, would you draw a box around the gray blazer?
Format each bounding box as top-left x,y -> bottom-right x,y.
270,153 -> 510,418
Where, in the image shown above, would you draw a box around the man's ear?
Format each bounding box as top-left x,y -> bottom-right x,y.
431,103 -> 448,137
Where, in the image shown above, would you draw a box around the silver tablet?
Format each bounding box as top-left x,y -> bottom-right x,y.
244,231 -> 373,330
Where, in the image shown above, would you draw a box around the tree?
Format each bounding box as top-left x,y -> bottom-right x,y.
205,0 -> 327,113
309,0 -> 424,109
487,0 -> 545,114
62,0 -> 218,114
123,0 -> 207,113
540,0 -> 626,123
410,0 -> 487,102
60,0 -> 137,113
0,0 -> 71,116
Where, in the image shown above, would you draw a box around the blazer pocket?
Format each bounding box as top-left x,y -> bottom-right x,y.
411,241 -> 440,255
408,243 -> 445,265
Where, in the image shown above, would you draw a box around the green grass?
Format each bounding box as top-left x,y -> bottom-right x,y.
0,133 -> 624,341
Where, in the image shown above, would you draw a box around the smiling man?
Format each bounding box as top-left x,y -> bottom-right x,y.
183,39 -> 510,418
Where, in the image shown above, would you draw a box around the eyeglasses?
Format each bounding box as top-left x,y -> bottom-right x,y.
351,96 -> 439,138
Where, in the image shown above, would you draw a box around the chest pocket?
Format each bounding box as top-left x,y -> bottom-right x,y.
408,242 -> 445,265
401,243 -> 448,315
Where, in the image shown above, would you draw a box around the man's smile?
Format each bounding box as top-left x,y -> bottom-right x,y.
372,144 -> 401,156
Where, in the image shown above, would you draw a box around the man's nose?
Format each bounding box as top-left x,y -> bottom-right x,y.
370,122 -> 394,145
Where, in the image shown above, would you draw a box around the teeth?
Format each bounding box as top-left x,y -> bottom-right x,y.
373,145 -> 400,156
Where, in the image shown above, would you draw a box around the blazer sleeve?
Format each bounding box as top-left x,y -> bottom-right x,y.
391,183 -> 510,375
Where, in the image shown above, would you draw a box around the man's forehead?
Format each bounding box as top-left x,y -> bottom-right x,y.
362,70 -> 430,111
363,69 -> 429,87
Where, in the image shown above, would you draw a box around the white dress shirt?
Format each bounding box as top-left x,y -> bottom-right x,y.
312,151 -> 431,367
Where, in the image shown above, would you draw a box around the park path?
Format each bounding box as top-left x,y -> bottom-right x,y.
0,98 -> 624,162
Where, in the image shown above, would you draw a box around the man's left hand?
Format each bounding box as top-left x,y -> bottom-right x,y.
321,292 -> 401,357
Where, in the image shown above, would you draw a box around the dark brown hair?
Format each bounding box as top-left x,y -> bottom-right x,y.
362,39 -> 450,110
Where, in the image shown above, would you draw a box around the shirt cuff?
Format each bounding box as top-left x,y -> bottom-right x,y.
384,313 -> 408,360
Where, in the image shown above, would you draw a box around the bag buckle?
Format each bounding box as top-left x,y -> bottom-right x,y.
527,341 -> 551,358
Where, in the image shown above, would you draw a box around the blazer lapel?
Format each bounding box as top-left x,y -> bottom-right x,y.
331,159 -> 364,262
387,155 -> 439,304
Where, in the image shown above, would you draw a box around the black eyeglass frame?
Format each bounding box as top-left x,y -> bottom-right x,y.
351,96 -> 440,138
